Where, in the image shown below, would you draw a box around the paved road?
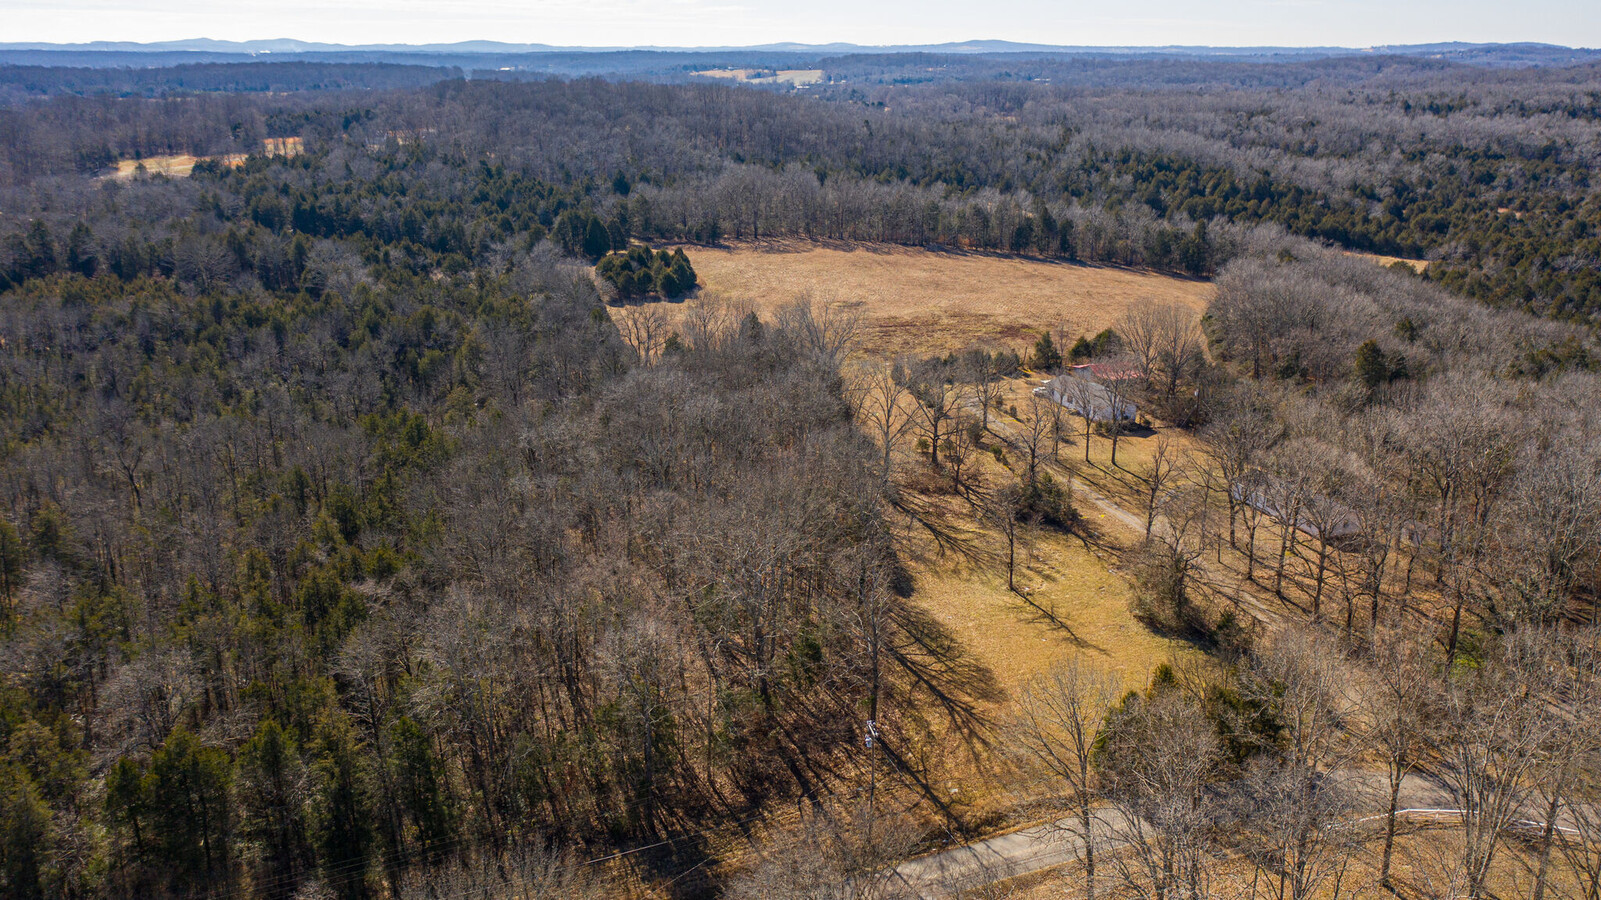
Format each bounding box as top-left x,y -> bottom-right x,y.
890,808 -> 1132,898
888,772 -> 1455,898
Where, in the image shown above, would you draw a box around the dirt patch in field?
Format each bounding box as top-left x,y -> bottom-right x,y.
620,241 -> 1213,359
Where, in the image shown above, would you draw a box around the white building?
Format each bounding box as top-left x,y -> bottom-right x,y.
1035,373 -> 1136,424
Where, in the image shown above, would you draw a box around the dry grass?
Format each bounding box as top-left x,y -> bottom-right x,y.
1002,825 -> 1582,900
897,487 -> 1188,702
692,68 -> 824,85
105,136 -> 302,180
617,241 -> 1213,358
109,154 -> 233,179
1344,249 -> 1430,273
886,435 -> 1196,825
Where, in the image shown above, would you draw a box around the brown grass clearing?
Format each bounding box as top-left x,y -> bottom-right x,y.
692,68 -> 824,85
109,154 -> 235,179
896,481 -> 1189,701
1344,249 -> 1430,273
105,136 -> 302,180
885,433 -> 1198,824
615,241 -> 1213,359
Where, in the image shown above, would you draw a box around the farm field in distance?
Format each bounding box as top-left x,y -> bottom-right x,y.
616,240 -> 1213,357
104,136 -> 303,179
692,67 -> 825,85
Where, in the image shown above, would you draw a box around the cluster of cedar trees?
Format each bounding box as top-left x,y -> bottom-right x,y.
594,244 -> 697,300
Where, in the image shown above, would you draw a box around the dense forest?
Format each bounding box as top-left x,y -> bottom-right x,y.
0,151 -> 995,898
0,55 -> 1599,899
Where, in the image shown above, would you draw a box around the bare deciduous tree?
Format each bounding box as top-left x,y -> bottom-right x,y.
614,304 -> 673,364
1098,686 -> 1222,900
908,362 -> 962,470
1058,375 -> 1104,464
1119,298 -> 1206,412
846,359 -> 917,486
1363,628 -> 1435,889
1011,660 -> 1122,900
1018,394 -> 1056,491
1235,631 -> 1359,900
1141,434 -> 1180,541
779,298 -> 861,370
1432,643 -> 1557,899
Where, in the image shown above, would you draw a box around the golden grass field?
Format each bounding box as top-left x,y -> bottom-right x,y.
692,68 -> 824,85
897,480 -> 1192,700
886,439 -> 1198,825
107,136 -> 303,180
1344,249 -> 1430,273
623,241 -> 1214,358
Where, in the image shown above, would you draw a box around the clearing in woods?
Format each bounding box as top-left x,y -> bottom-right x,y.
888,437 -> 1199,825
622,241 -> 1213,358
106,136 -> 303,179
1344,249 -> 1430,273
692,68 -> 825,85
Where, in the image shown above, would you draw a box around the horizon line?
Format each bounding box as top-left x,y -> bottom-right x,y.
3,37 -> 1596,53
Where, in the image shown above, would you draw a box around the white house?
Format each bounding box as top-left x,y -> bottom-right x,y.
1035,372 -> 1136,423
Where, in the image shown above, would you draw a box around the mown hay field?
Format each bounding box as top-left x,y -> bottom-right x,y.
622,241 -> 1214,358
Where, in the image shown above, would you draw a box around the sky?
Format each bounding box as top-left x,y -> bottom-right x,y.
2,0 -> 1598,49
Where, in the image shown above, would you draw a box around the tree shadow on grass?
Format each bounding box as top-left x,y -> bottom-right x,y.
1008,587 -> 1108,656
889,489 -> 994,568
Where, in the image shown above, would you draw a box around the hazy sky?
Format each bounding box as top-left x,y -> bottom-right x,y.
4,0 -> 1598,48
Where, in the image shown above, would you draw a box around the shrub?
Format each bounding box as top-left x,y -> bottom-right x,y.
1019,472 -> 1077,531
1128,541 -> 1200,635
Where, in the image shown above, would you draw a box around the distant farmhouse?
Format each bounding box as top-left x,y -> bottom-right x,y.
1034,364 -> 1137,423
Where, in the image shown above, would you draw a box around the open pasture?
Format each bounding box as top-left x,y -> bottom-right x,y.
692,68 -> 824,85
620,240 -> 1214,358
105,136 -> 303,180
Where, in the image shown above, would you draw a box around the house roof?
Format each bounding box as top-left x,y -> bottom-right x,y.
1037,376 -> 1136,422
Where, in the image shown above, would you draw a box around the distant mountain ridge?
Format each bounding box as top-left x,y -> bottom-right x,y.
1,38 -> 1596,61
3,39 -> 1597,76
